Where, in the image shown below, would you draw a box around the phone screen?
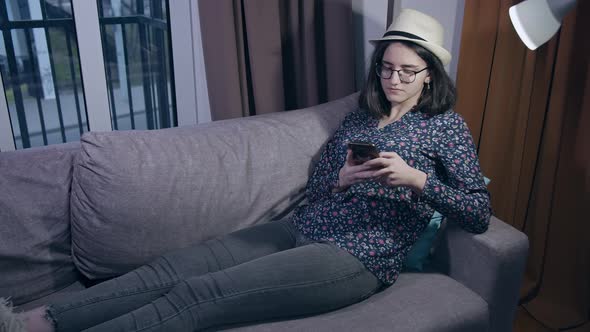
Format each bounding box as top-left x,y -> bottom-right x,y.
348,141 -> 380,163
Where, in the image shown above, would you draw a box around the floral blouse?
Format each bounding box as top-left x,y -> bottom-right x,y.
290,108 -> 491,286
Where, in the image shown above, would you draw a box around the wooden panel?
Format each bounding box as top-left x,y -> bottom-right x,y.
454,0 -> 500,144
512,38 -> 558,231
520,45 -> 567,319
523,0 -> 590,327
513,307 -> 552,332
476,0 -> 529,225
457,0 -> 589,329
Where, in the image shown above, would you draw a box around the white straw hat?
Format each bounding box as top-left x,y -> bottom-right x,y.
370,8 -> 451,66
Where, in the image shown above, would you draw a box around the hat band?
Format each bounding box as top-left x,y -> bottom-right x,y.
382,30 -> 426,42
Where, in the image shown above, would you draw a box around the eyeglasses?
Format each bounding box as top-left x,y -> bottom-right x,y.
375,63 -> 429,83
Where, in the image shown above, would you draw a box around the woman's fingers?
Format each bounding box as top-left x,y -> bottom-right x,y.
379,151 -> 400,159
363,155 -> 398,169
345,149 -> 353,163
363,158 -> 387,168
372,167 -> 393,178
340,150 -> 405,186
353,169 -> 377,180
351,163 -> 380,172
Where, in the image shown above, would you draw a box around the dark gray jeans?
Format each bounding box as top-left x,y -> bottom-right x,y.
47,220 -> 382,331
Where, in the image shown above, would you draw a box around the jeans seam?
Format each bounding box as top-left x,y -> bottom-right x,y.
133,270 -> 366,332
159,256 -> 180,280
202,241 -> 220,271
50,283 -> 178,316
214,237 -> 237,267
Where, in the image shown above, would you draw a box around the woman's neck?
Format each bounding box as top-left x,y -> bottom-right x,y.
384,103 -> 415,122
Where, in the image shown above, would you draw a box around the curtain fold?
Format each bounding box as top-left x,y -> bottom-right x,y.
198,0 -> 355,120
456,0 -> 589,330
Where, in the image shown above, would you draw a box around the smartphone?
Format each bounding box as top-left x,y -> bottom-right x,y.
348,141 -> 380,163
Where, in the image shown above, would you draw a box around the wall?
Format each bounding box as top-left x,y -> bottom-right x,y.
352,0 -> 389,89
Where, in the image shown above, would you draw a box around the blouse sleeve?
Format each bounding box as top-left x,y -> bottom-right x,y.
304,113 -> 352,203
420,113 -> 492,234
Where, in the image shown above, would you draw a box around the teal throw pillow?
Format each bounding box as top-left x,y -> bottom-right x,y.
403,176 -> 491,271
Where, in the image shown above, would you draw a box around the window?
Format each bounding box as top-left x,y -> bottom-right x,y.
0,0 -> 87,149
0,0 -> 206,151
98,0 -> 175,130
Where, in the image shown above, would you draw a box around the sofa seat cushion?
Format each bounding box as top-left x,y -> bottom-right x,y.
220,272 -> 489,332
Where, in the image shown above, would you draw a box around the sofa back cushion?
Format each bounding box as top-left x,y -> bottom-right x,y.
71,95 -> 357,279
0,143 -> 80,305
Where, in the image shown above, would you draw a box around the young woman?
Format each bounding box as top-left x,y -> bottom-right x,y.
1,8 -> 490,332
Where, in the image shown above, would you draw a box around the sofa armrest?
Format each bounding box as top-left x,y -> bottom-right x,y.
431,216 -> 529,332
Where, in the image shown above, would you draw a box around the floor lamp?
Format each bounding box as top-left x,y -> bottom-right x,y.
509,0 -> 578,50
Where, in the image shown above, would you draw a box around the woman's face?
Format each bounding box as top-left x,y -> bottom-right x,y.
379,42 -> 430,109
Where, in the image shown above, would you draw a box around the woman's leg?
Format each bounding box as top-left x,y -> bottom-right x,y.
40,220 -> 304,332
85,242 -> 382,332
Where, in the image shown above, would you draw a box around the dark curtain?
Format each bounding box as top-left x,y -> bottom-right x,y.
456,0 -> 589,330
198,0 -> 356,120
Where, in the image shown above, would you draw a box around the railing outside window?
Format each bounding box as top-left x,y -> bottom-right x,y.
0,0 -> 176,150
0,0 -> 87,149
98,0 -> 176,131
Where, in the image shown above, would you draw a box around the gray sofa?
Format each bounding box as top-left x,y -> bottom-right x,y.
0,93 -> 528,332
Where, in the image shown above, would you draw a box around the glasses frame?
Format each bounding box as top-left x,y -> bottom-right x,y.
375,63 -> 429,83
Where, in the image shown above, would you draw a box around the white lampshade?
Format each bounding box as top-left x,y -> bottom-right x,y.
509,0 -> 577,50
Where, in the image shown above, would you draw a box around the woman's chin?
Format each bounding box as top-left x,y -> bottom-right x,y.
385,95 -> 404,104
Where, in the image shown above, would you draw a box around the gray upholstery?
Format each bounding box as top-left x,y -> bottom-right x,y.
432,216 -> 529,332
70,95 -> 355,279
0,143 -> 80,305
0,93 -> 528,331
220,272 -> 489,332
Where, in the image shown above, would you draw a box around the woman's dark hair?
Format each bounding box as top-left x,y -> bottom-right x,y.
358,40 -> 456,118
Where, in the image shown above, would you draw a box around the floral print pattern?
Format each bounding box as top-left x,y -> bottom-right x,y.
290,108 -> 491,285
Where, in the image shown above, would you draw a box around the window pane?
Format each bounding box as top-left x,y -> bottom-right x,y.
44,0 -> 73,19
6,0 -> 41,20
98,0 -> 176,131
100,0 -> 143,17
0,0 -> 88,149
5,0 -> 72,21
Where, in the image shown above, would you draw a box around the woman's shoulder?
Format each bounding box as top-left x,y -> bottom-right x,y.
342,108 -> 373,125
348,108 -> 372,118
428,109 -> 467,128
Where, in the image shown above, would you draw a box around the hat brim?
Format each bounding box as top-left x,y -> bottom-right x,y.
369,36 -> 452,66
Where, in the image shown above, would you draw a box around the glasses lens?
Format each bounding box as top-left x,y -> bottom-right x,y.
398,70 -> 416,83
398,70 -> 414,83
376,65 -> 422,83
376,65 -> 391,79
376,65 -> 384,78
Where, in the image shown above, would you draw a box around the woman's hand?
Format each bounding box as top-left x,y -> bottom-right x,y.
363,152 -> 427,194
334,150 -> 379,192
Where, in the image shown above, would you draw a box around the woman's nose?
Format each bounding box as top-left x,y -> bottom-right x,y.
389,70 -> 402,83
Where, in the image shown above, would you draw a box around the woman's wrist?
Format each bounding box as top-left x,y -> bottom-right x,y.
409,169 -> 427,194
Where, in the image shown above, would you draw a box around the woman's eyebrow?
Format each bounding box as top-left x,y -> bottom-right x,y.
381,60 -> 420,69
